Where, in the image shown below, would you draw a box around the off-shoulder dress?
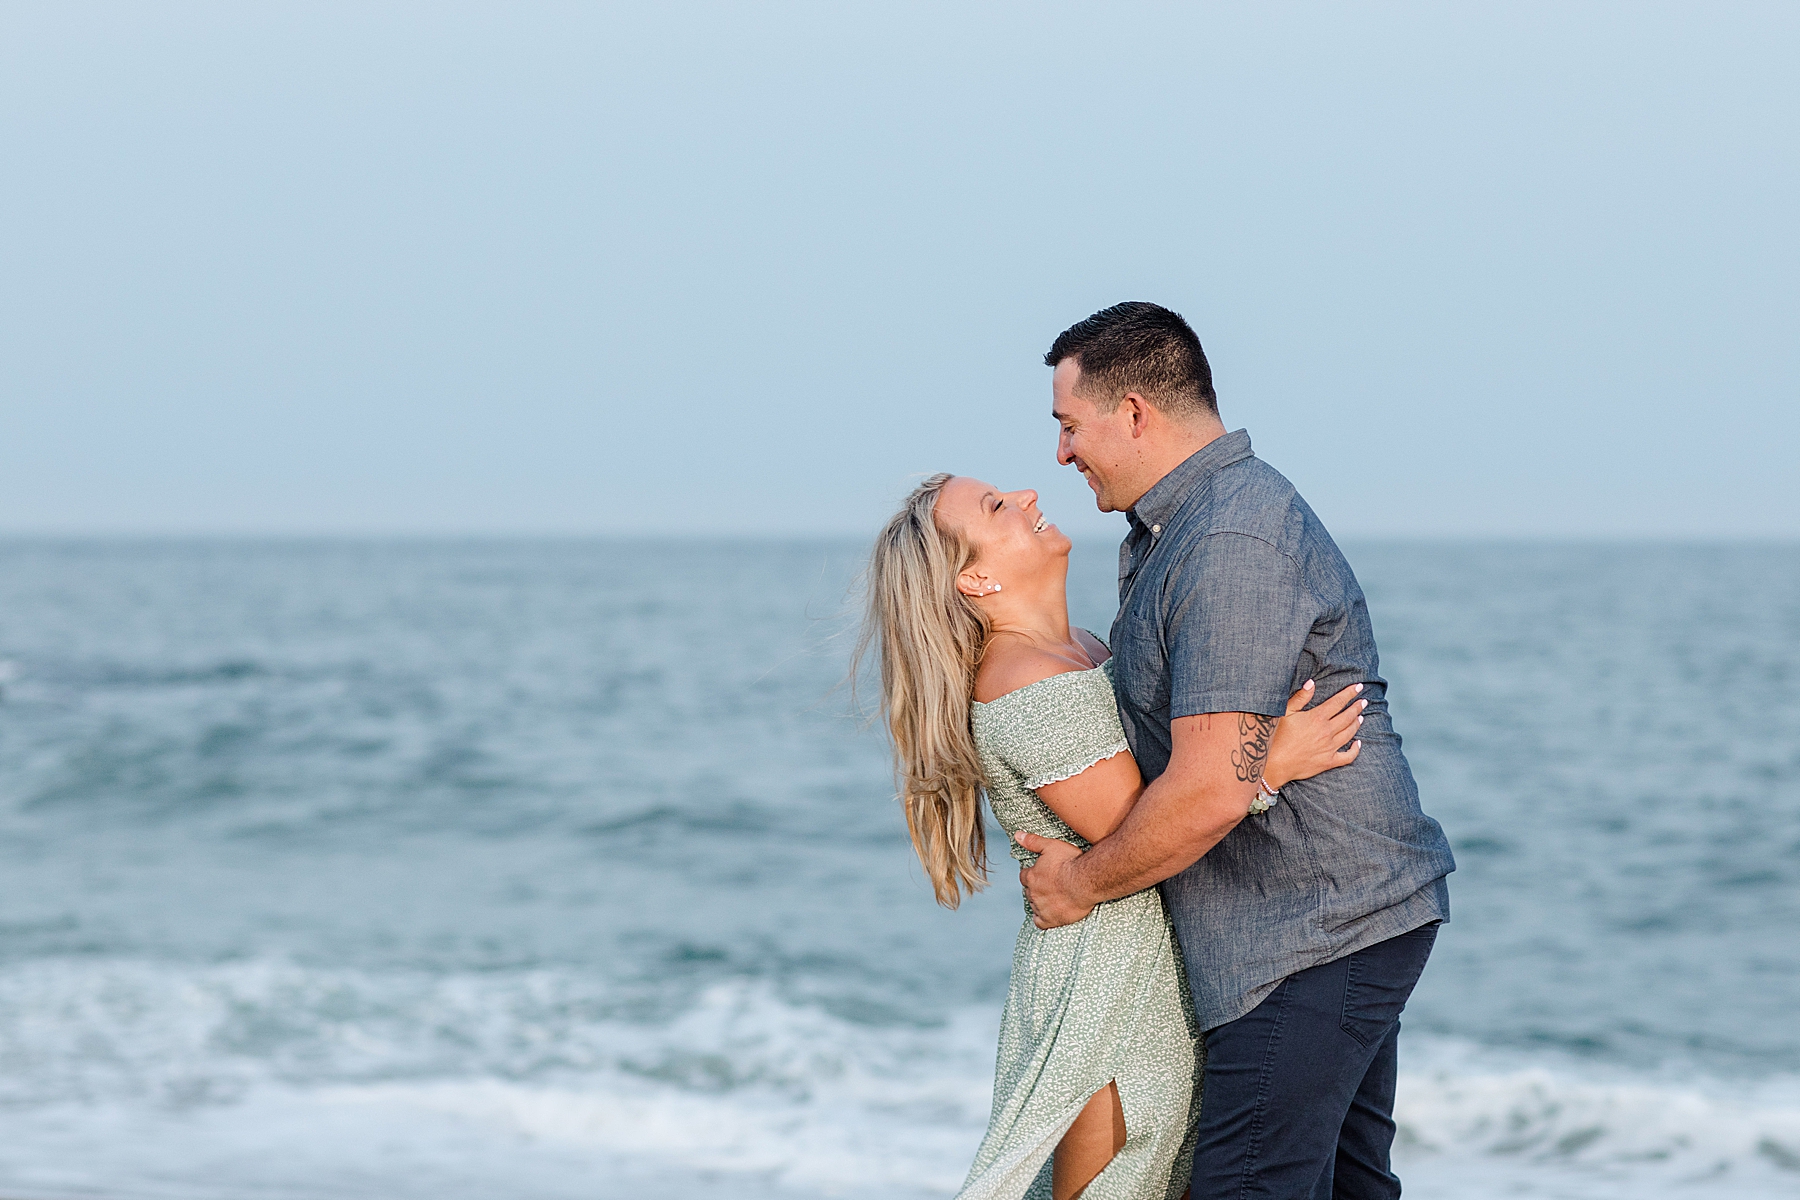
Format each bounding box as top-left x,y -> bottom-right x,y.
957,658 -> 1203,1200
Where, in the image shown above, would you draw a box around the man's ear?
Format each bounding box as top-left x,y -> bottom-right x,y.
1122,392 -> 1153,437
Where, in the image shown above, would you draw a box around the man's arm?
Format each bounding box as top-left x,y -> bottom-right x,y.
1017,709 -> 1274,928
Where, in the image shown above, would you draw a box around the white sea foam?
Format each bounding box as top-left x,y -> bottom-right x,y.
1393,1039 -> 1800,1199
0,959 -> 994,1197
2,957 -> 1798,1199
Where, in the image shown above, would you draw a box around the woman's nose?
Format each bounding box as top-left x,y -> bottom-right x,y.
1012,489 -> 1038,508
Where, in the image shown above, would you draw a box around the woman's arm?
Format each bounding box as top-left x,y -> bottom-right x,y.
1016,681 -> 1370,928
1033,750 -> 1144,844
1039,680 -> 1363,847
979,632 -> 1136,844
1263,680 -> 1365,789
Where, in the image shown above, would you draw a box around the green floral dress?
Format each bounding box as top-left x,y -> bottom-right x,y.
960,659 -> 1203,1200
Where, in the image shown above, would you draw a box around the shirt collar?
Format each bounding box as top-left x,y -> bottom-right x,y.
1128,428 -> 1256,534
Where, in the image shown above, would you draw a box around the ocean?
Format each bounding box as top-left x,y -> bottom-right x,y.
0,538 -> 1795,1199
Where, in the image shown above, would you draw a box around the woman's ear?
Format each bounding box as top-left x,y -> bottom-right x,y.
956,569 -> 990,598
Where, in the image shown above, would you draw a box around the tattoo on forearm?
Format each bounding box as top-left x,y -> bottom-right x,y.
1232,713 -> 1276,783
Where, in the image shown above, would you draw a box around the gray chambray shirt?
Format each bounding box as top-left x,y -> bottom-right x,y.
1110,429 -> 1455,1031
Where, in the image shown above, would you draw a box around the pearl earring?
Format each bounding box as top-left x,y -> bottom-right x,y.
990,584 -> 1002,593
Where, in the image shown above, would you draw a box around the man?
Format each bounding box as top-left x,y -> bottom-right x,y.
1013,302 -> 1455,1199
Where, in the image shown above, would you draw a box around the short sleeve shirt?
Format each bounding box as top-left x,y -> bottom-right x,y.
1110,430 -> 1456,1030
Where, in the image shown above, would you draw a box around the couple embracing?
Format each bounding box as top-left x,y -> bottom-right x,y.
861,303 -> 1456,1200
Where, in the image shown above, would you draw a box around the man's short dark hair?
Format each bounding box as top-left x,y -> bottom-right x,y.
1044,301 -> 1216,417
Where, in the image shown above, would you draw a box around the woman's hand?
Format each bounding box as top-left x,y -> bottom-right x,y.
1263,680 -> 1366,790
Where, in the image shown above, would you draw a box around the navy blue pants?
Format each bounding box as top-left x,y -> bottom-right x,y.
1188,923 -> 1439,1200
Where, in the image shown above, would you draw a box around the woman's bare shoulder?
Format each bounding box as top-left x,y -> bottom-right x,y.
974,639 -> 1100,704
1071,628 -> 1112,665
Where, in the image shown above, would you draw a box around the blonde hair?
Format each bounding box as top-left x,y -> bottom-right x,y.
856,474 -> 991,908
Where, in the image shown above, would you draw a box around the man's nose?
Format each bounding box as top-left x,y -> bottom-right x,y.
1057,434 -> 1074,465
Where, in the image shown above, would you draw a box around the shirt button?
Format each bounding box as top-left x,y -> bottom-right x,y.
1151,524 -> 1161,535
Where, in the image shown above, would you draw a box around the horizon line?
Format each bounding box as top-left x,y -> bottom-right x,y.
1,530 -> 1796,547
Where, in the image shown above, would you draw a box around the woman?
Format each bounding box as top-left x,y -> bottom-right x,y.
859,475 -> 1367,1200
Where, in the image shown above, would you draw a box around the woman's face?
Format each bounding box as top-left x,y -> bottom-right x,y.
935,476 -> 1072,593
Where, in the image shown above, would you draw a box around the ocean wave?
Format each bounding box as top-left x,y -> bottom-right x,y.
0,959 -> 991,1196
2,958 -> 1798,1199
1394,1038 -> 1800,1198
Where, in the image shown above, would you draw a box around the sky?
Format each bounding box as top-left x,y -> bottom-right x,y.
2,2 -> 1795,539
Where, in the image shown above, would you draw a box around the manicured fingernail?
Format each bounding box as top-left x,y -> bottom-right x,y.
1303,679 -> 1314,689
1354,683 -> 1365,693
1357,716 -> 1364,724
1360,699 -> 1368,709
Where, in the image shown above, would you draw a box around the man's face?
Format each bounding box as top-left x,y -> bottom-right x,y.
1052,358 -> 1137,512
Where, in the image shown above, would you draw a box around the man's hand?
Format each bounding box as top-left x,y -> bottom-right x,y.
1014,831 -> 1094,929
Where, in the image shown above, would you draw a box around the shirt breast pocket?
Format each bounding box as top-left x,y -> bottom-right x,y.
1113,620 -> 1170,719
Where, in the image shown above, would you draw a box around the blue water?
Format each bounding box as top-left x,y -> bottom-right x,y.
0,538 -> 1796,1199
